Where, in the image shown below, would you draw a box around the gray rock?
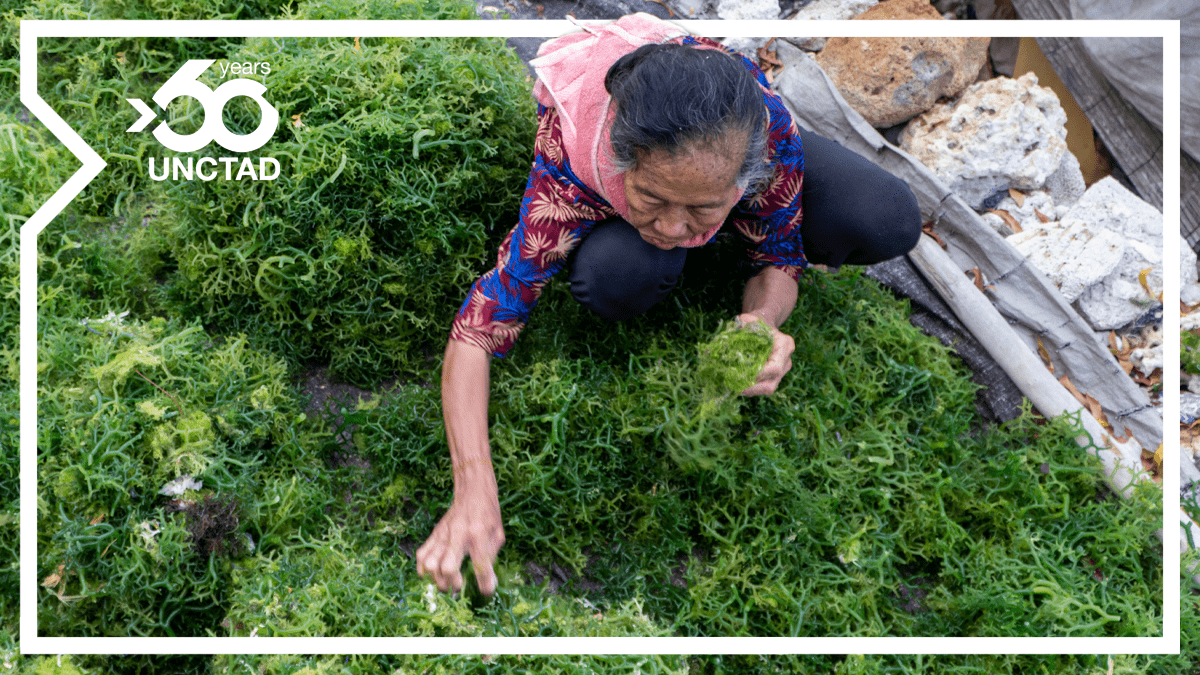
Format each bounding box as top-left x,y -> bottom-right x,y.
979,190 -> 1057,236
1069,183 -> 1163,327
721,36 -> 771,61
1184,393 -> 1200,424
717,0 -> 780,19
670,0 -> 712,18
1006,217 -> 1126,303
1183,235 -> 1200,306
789,0 -> 877,20
1053,177 -> 1163,330
899,73 -> 1069,210
781,36 -> 826,52
1043,150 -> 1086,208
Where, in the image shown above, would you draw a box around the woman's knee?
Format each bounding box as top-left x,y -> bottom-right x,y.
568,218 -> 687,321
798,130 -> 923,266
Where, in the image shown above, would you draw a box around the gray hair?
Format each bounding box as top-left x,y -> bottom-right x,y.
605,43 -> 774,196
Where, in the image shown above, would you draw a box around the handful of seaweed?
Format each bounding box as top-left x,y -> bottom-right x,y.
660,318 -> 775,470
696,317 -> 775,398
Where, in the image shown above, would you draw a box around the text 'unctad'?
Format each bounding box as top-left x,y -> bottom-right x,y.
148,156 -> 281,181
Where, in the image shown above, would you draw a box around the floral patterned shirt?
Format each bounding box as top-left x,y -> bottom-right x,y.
450,37 -> 807,358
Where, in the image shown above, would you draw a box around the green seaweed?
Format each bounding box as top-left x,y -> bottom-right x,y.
15,0 -> 1174,657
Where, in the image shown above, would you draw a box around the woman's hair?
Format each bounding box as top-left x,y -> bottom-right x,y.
605,43 -> 773,195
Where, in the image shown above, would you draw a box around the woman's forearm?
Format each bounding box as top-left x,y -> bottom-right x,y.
442,338 -> 496,497
742,265 -> 799,329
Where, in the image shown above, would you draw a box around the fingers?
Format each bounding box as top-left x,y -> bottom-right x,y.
741,326 -> 795,397
416,510 -> 506,596
470,522 -> 505,596
416,524 -> 466,594
471,547 -> 497,597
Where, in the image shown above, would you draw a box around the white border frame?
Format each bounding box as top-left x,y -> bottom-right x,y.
19,18 -> 1181,656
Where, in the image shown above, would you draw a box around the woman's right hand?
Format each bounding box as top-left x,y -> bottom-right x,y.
422,338 -> 502,595
416,482 -> 505,596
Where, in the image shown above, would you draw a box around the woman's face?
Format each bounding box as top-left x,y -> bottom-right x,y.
622,139 -> 744,250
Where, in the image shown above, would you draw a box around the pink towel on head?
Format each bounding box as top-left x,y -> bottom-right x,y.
530,13 -> 738,248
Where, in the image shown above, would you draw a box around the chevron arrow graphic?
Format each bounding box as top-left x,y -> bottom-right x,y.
125,98 -> 156,133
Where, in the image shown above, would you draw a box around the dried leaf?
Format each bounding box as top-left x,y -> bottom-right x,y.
1107,331 -> 1120,353
967,267 -> 984,292
1082,393 -> 1107,428
353,36 -> 361,52
42,572 -> 61,588
643,0 -> 674,16
1132,368 -> 1162,388
89,513 -> 105,526
1037,337 -> 1054,374
1034,208 -> 1051,223
1153,443 -> 1163,467
1110,424 -> 1132,444
756,47 -> 782,68
1058,374 -> 1084,406
988,208 -> 1022,234
291,113 -> 304,129
1008,188 -> 1025,207
1140,449 -> 1161,482
1138,267 -> 1153,295
921,221 -> 946,249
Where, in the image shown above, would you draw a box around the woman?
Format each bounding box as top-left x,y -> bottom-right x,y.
416,14 -> 921,596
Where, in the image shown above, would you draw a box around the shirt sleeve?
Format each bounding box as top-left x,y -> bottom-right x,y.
449,105 -> 616,358
685,36 -> 808,282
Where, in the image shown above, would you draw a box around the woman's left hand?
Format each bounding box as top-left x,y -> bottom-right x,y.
735,312 -> 794,397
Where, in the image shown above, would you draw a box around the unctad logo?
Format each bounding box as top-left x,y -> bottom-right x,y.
127,59 -> 281,181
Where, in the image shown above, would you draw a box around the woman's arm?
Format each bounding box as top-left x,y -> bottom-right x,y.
738,265 -> 798,397
415,338 -> 505,596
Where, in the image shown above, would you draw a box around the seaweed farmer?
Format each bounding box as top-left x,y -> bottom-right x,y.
417,14 -> 921,595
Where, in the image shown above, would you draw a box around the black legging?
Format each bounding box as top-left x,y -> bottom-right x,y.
569,128 -> 921,321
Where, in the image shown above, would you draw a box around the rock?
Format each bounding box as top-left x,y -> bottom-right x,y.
854,0 -> 939,19
1182,392 -> 1200,424
814,1 -> 989,128
1069,178 -> 1163,328
1184,236 -> 1200,306
899,73 -> 1069,210
717,0 -> 779,20
671,0 -> 711,18
1007,177 -> 1162,330
979,189 -> 1056,236
721,36 -> 771,61
1129,346 -> 1161,377
1006,217 -> 1126,303
1067,176 -> 1163,241
790,0 -> 878,20
781,36 -> 826,52
1043,150 -> 1085,208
